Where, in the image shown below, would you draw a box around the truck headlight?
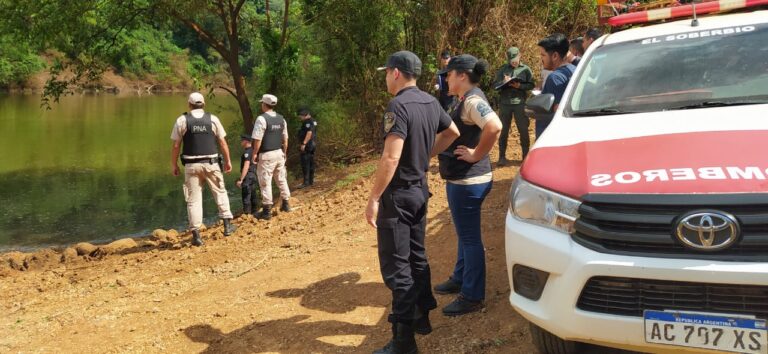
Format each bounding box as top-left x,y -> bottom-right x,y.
509,177 -> 581,234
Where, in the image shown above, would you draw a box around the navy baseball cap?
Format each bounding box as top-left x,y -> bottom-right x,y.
377,51 -> 422,76
437,54 -> 478,75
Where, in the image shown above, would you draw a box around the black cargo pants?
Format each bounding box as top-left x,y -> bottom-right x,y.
241,173 -> 260,214
300,150 -> 315,185
376,181 -> 438,324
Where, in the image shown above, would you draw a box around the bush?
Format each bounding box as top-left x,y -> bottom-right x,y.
0,35 -> 44,87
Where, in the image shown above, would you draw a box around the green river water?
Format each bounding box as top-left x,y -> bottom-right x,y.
0,93 -> 249,251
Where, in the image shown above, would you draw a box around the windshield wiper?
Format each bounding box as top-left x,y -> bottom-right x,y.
570,108 -> 637,117
667,100 -> 768,110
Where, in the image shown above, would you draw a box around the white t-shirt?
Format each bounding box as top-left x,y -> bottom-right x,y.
170,109 -> 226,159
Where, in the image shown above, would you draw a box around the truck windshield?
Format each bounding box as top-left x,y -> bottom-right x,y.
567,23 -> 768,116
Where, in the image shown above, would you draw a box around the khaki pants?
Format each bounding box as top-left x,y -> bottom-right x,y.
183,162 -> 233,230
257,150 -> 291,206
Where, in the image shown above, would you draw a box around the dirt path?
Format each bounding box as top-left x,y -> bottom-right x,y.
0,144 -> 538,353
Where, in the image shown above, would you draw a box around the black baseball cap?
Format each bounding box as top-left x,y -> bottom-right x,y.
437,54 -> 478,75
377,51 -> 422,76
240,133 -> 252,141
440,50 -> 452,59
297,108 -> 310,116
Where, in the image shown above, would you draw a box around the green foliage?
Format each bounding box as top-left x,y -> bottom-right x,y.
0,35 -> 44,87
108,26 -> 182,79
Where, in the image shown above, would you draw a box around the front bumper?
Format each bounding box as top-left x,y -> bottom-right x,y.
505,210 -> 768,352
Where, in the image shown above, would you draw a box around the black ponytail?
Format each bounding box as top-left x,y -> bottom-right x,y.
468,59 -> 489,84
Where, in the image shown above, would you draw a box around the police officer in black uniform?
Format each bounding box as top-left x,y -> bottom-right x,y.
296,108 -> 317,189
236,133 -> 260,215
365,51 -> 460,354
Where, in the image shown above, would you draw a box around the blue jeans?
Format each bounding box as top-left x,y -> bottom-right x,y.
446,181 -> 493,302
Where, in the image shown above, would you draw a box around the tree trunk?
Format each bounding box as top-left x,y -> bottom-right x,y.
229,58 -> 255,133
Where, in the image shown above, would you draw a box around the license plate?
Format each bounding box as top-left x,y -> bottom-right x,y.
644,310 -> 767,354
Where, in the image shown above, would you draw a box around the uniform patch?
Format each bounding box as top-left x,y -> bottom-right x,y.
383,112 -> 396,133
476,101 -> 493,118
305,123 -> 311,128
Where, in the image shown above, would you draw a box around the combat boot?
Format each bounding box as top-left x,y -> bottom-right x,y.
223,218 -> 237,236
256,205 -> 272,220
191,230 -> 203,247
372,323 -> 418,354
280,199 -> 291,213
412,311 -> 432,335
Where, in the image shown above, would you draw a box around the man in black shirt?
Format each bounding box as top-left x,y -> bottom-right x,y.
296,108 -> 317,189
236,134 -> 260,215
366,50 -> 459,354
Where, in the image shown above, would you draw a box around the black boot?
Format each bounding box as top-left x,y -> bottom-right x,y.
433,278 -> 461,295
412,311 -> 432,335
256,205 -> 272,220
191,230 -> 203,247
223,218 -> 237,236
373,323 -> 418,354
280,199 -> 291,213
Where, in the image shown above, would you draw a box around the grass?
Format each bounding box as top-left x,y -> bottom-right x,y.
333,161 -> 376,190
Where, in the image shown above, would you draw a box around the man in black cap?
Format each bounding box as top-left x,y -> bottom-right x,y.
296,108 -> 317,189
366,50 -> 460,354
493,46 -> 534,165
434,50 -> 454,111
236,133 -> 260,215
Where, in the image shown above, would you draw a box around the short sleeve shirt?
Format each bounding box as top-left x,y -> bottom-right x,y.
461,95 -> 499,128
542,64 -> 576,105
251,111 -> 289,141
384,86 -> 453,184
170,109 -> 227,141
298,118 -> 317,144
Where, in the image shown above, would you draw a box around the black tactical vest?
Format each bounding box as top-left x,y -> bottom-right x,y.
438,87 -> 492,180
259,113 -> 285,153
182,112 -> 218,157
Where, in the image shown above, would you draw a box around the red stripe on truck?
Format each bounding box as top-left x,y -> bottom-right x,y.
520,130 -> 768,198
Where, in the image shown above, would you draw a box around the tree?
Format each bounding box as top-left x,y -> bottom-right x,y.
0,0 -> 295,132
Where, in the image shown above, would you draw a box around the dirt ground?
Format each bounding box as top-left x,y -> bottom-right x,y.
0,134 -> 619,353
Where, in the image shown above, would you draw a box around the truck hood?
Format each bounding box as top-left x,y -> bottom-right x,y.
520,105 -> 768,198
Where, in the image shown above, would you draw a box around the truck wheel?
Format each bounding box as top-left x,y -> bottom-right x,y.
529,322 -> 579,354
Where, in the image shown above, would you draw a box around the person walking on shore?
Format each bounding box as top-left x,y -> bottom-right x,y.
170,92 -> 238,246
251,94 -> 292,220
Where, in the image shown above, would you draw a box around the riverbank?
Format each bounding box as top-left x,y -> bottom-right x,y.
0,135 -> 545,353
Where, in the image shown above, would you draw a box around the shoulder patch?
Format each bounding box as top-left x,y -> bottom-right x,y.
383,112 -> 396,133
305,123 -> 311,128
475,100 -> 494,118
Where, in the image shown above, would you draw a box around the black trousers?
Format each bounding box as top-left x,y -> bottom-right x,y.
499,103 -> 530,160
241,174 -> 260,214
300,151 -> 315,185
376,183 -> 437,324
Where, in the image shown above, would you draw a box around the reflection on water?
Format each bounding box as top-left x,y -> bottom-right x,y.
0,93 -> 245,250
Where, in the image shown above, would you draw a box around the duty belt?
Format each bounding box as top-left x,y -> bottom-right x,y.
181,157 -> 219,165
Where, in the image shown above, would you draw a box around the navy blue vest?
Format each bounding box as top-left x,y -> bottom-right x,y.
438,87 -> 492,180
182,112 -> 218,157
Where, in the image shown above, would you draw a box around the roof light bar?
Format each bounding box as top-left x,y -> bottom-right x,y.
608,0 -> 768,27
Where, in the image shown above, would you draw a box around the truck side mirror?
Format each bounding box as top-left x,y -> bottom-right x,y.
526,94 -> 555,114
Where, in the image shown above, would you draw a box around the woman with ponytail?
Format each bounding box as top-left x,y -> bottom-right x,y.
432,54 -> 502,316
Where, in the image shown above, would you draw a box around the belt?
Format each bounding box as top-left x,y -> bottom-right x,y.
181,157 -> 218,165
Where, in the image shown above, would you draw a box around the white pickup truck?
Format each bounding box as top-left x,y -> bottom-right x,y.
506,8 -> 768,354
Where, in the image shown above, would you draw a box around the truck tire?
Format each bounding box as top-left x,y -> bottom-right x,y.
529,322 -> 579,354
